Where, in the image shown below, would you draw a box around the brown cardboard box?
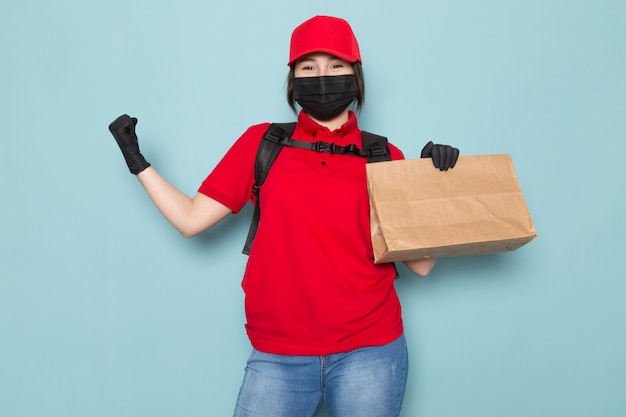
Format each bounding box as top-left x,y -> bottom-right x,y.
366,155 -> 537,263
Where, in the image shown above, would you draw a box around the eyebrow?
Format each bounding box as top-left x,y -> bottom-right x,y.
297,56 -> 344,65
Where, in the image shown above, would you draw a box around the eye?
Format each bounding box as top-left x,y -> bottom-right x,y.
298,64 -> 315,71
331,63 -> 345,69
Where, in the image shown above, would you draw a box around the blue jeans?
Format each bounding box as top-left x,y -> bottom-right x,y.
233,334 -> 408,417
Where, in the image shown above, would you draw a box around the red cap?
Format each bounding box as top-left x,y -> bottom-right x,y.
288,16 -> 361,66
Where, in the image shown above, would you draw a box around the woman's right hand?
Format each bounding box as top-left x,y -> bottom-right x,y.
108,114 -> 151,175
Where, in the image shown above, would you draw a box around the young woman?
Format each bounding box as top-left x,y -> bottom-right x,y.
109,15 -> 459,417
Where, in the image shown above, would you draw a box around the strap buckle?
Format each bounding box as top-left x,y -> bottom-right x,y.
313,141 -> 336,153
369,145 -> 387,157
265,127 -> 286,143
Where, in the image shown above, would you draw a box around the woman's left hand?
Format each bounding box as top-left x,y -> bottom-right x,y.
420,141 -> 460,171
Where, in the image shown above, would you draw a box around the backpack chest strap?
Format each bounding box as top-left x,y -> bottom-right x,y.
281,137 -> 388,159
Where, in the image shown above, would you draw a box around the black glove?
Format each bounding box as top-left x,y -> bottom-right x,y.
421,140 -> 460,171
108,114 -> 151,175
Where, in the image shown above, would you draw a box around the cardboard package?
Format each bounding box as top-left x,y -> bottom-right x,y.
366,154 -> 537,263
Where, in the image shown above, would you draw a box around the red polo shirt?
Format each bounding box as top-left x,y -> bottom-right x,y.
198,111 -> 405,355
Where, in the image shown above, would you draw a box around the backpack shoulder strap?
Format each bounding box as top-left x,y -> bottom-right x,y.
361,130 -> 399,277
361,131 -> 392,162
242,122 -> 296,255
254,122 -> 297,187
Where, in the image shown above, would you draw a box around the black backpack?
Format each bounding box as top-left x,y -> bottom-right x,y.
242,122 -> 392,255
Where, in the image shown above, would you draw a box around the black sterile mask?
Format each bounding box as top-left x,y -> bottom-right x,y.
293,75 -> 356,121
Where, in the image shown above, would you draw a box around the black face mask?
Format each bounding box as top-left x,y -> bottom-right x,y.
293,75 -> 356,121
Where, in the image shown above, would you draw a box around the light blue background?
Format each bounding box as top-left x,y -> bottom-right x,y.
1,0 -> 625,416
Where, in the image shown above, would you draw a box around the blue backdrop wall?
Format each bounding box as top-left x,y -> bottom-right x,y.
1,1 -> 625,416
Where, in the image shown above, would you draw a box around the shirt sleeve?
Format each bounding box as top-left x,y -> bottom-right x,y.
388,142 -> 405,161
197,123 -> 270,213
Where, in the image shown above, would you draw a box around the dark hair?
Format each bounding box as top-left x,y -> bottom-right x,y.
286,61 -> 365,114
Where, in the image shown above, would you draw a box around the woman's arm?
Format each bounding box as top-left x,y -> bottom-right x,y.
402,257 -> 437,276
108,114 -> 232,237
136,167 -> 232,238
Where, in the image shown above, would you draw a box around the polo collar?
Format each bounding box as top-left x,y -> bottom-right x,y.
297,110 -> 359,137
